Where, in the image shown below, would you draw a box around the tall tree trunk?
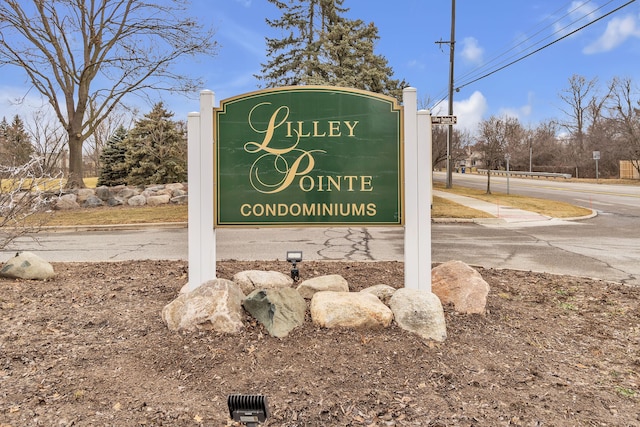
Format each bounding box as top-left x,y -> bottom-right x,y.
486,170 -> 492,195
67,134 -> 85,189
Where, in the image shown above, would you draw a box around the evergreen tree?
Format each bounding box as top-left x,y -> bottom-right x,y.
123,103 -> 187,186
0,115 -> 33,167
257,0 -> 406,100
97,126 -> 129,187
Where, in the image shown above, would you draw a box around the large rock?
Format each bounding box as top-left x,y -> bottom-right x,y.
360,284 -> 397,305
82,195 -> 104,208
146,194 -> 171,206
94,186 -> 112,201
431,260 -> 490,314
233,270 -> 293,295
243,288 -> 306,338
127,194 -> 147,206
296,274 -> 349,299
310,291 -> 393,329
75,188 -> 95,204
162,279 -> 245,333
389,288 -> 447,342
0,252 -> 55,280
54,194 -> 80,210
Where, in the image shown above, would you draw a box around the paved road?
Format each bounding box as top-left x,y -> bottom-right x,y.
2,174 -> 638,285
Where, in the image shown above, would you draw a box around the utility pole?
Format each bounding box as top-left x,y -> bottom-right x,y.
436,0 -> 456,188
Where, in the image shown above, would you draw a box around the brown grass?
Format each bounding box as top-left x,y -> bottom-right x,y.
434,182 -> 593,218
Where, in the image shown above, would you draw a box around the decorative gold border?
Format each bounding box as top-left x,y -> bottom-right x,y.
213,85 -> 404,228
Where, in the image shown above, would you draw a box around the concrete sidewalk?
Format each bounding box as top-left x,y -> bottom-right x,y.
433,190 -> 560,225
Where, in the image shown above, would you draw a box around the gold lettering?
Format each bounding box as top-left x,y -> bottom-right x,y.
344,176 -> 357,191
360,176 -> 373,191
313,121 -> 326,137
240,204 -> 251,216
328,121 -> 341,137
296,121 -> 310,137
366,203 -> 377,216
326,176 -> 340,191
344,121 -> 359,136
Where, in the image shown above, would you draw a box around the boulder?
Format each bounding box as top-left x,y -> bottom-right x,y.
389,288 -> 447,342
170,195 -> 188,204
82,195 -> 104,208
233,270 -> 293,295
146,194 -> 171,206
116,188 -> 137,199
165,183 -> 185,193
0,252 -> 55,280
310,291 -> 393,329
54,194 -> 80,210
127,194 -> 147,206
431,260 -> 490,314
94,186 -> 112,201
75,188 -> 95,203
296,274 -> 349,299
360,284 -> 397,305
243,288 -> 306,338
161,279 -> 245,333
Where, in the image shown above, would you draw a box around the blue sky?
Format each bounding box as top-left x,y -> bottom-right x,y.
2,0 -> 640,135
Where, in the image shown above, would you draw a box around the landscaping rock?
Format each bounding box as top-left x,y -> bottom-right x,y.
161,278 -> 245,333
431,260 -> 490,314
296,274 -> 349,299
0,251 -> 55,280
310,291 -> 393,329
360,284 -> 397,305
242,288 -> 306,338
232,270 -> 293,295
389,288 -> 447,342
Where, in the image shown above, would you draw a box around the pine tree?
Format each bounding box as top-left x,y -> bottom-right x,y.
97,126 -> 129,187
123,103 -> 187,186
0,115 -> 33,167
257,0 -> 406,100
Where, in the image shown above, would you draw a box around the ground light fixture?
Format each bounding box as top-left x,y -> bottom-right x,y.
286,250 -> 303,282
227,394 -> 269,426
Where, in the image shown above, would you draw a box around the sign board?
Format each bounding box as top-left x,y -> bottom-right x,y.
593,151 -> 601,160
431,115 -> 457,125
214,86 -> 403,227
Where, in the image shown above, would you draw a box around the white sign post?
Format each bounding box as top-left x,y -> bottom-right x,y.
187,88 -> 432,292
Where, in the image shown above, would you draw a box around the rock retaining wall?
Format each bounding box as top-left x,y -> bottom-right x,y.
53,183 -> 188,210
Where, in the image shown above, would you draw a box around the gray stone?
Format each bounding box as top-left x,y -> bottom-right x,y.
310,291 -> 393,329
389,288 -> 447,342
146,194 -> 171,206
243,288 -> 306,338
296,274 -> 349,299
233,270 -> 293,295
165,183 -> 185,192
170,195 -> 189,204
0,251 -> 55,280
360,284 -> 397,305
94,186 -> 112,201
162,278 -> 245,333
116,188 -> 137,199
127,194 -> 147,206
82,195 -> 104,208
54,194 -> 80,210
431,260 -> 490,314
106,197 -> 124,207
75,188 -> 95,203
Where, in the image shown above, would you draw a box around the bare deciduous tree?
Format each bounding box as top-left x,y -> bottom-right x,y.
0,157 -> 63,249
0,0 -> 217,188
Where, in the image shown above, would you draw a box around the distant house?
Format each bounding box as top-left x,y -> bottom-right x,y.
619,160 -> 640,179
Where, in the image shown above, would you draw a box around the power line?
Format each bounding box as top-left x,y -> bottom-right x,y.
430,0 -> 637,109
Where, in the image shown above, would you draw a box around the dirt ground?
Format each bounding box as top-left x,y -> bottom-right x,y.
1,259 -> 639,427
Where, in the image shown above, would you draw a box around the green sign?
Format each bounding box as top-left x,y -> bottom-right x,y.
214,86 -> 403,227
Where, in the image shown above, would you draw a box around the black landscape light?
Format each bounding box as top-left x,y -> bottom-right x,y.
286,250 -> 302,282
227,394 -> 269,426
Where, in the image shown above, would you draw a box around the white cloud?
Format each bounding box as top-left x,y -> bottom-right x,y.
460,37 -> 484,65
583,14 -> 640,54
233,0 -> 252,7
498,92 -> 534,120
432,91 -> 487,135
217,13 -> 265,57
553,1 -> 600,36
